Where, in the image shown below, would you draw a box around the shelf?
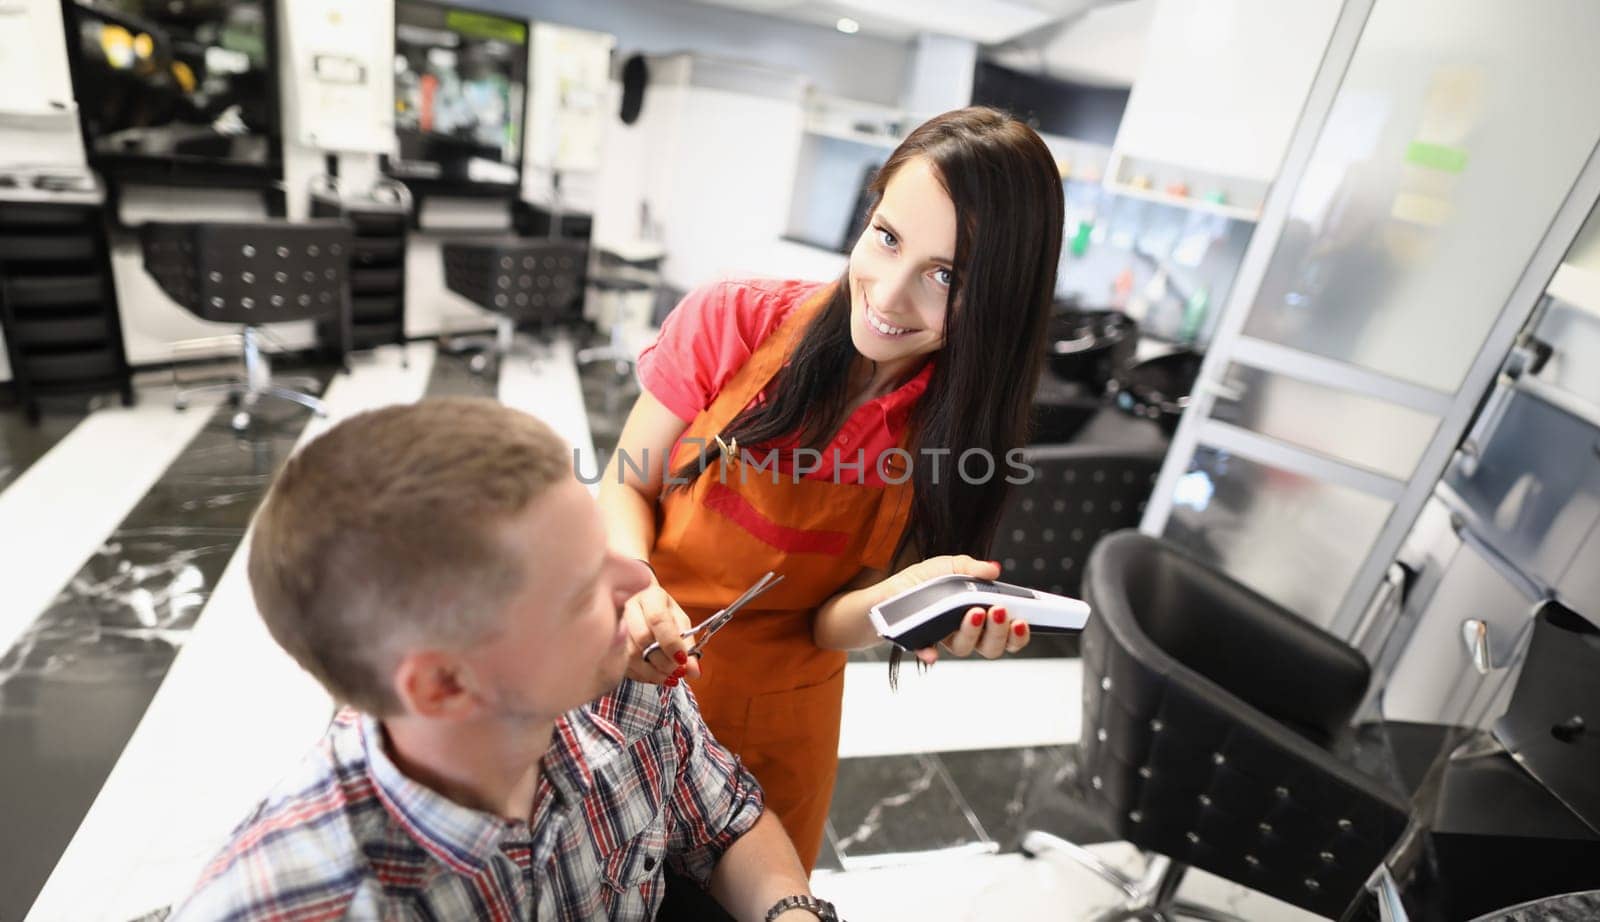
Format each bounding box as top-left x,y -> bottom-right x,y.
802,124 -> 901,151
1102,180 -> 1261,222
1547,261 -> 1600,318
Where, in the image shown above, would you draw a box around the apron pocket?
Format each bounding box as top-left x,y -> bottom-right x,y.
743,666 -> 846,748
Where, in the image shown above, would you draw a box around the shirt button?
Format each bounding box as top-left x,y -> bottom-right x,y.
643,856 -> 657,871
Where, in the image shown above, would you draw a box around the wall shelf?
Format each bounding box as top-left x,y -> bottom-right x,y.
1102,180 -> 1261,222
1547,261 -> 1600,318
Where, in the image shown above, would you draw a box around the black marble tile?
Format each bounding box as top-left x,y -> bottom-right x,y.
814,821 -> 844,872
576,352 -> 639,470
0,405 -> 83,494
0,400 -> 310,921
424,346 -> 501,398
938,744 -> 1114,853
827,752 -> 991,863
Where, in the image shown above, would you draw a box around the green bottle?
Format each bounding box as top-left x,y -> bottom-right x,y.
1070,219 -> 1094,257
1179,287 -> 1210,343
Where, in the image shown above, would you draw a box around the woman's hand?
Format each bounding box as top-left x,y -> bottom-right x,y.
880,555 -> 1031,666
622,582 -> 703,686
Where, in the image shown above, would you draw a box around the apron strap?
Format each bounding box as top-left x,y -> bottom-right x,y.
673,284 -> 836,469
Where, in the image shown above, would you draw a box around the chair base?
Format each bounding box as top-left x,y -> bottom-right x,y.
443,317 -> 561,376
1020,831 -> 1248,922
173,327 -> 326,432
574,315 -> 648,371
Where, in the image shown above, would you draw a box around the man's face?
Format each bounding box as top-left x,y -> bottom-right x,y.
467,478 -> 653,721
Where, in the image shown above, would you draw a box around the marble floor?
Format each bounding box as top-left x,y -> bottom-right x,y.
0,335 -> 1334,922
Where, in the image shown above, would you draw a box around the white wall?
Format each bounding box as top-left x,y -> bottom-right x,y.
1111,0 -> 1343,183
985,0 -> 1155,88
471,0 -> 912,107
902,33 -> 979,120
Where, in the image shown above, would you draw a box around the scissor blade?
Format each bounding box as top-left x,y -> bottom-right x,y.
723,571 -> 783,616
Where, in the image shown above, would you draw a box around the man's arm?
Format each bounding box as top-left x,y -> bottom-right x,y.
707,809 -> 819,922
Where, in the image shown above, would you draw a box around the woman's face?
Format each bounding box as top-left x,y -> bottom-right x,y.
847,156 -> 958,374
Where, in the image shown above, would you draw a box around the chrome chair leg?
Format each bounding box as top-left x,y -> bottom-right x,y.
1021,831 -> 1248,922
263,385 -> 328,416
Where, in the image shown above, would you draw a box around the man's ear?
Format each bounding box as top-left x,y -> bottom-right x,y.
392,651 -> 483,719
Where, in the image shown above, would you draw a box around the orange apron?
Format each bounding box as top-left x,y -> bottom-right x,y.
649,286 -> 914,870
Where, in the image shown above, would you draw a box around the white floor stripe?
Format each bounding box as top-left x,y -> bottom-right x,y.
0,388 -> 211,661
27,343 -> 435,922
810,845 -> 1326,921
496,337 -> 599,493
837,658 -> 1082,759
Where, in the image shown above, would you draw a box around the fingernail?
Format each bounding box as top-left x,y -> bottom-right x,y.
665,677 -> 679,687
674,651 -> 688,665
1013,622 -> 1027,637
672,667 -> 686,679
970,612 -> 985,627
992,607 -> 1007,624
987,560 -> 1002,568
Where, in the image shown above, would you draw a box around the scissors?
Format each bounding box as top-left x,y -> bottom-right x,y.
641,571 -> 784,663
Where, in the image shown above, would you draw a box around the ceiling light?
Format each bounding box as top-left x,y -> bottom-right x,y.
836,17 -> 861,34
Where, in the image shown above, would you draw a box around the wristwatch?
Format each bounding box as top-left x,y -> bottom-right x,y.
764,894 -> 840,921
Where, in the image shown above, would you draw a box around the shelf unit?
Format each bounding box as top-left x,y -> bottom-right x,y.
1103,151 -> 1267,223
0,199 -> 133,420
1101,180 -> 1262,223
311,194 -> 408,352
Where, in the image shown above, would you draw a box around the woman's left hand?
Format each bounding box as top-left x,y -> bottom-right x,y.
917,603 -> 1030,665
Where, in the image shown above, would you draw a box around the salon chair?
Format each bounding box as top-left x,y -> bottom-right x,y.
440,237 -> 587,373
1021,530 -> 1409,921
989,446 -> 1164,656
140,220 -> 353,431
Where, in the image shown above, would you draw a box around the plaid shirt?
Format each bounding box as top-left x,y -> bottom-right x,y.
171,680 -> 764,921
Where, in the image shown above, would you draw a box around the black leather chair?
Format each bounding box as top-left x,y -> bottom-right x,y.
1022,530 -> 1409,921
140,220 -> 353,431
440,237 -> 587,373
991,446 -> 1166,601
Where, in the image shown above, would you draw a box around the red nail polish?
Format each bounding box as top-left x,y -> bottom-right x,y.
992,607 -> 1007,624
970,612 -> 985,627
665,677 -> 678,687
674,651 -> 688,665
1013,622 -> 1027,637
672,667 -> 686,680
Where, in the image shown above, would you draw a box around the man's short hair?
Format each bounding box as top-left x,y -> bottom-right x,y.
248,397 -> 571,715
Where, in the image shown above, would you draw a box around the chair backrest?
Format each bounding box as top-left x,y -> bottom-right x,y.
441,237 -> 588,325
990,445 -> 1164,597
140,221 -> 353,325
1077,530 -> 1409,919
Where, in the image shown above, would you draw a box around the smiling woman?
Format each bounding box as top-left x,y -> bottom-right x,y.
596,106 -> 1066,870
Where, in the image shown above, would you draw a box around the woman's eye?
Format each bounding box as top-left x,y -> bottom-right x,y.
933,267 -> 954,287
876,226 -> 897,249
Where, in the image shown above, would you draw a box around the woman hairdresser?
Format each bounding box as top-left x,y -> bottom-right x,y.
597,106 -> 1065,870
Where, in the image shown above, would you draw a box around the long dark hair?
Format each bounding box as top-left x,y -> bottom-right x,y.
673,107 -> 1063,567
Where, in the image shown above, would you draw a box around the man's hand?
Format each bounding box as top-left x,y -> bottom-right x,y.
622,583 -> 702,685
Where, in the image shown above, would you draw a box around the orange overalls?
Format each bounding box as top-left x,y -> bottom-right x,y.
648,287 -> 914,870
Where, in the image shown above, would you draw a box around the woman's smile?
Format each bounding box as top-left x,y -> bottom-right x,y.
864,299 -> 917,338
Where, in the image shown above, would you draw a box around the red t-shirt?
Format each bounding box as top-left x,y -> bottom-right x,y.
636,278 -> 932,486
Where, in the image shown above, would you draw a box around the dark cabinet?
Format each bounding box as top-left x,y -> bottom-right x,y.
0,201 -> 134,421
